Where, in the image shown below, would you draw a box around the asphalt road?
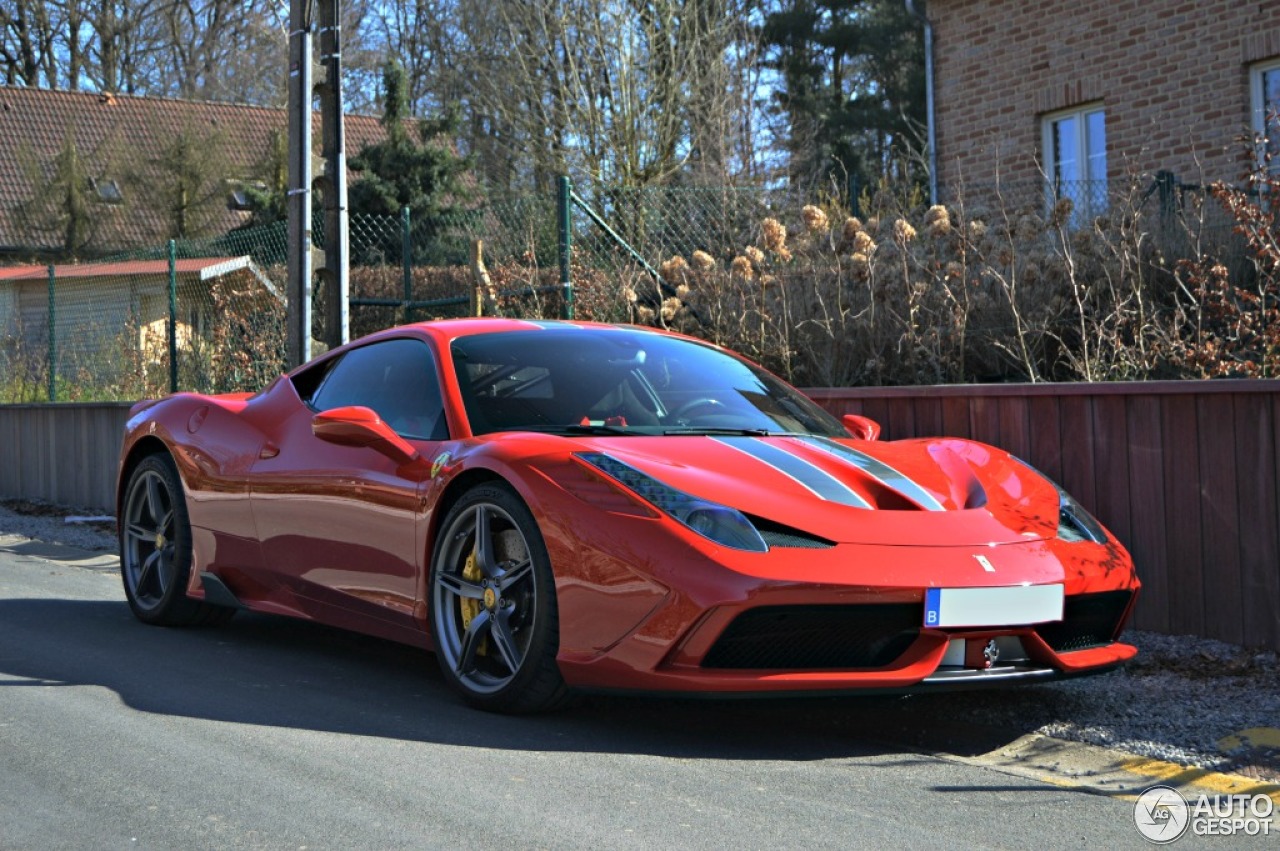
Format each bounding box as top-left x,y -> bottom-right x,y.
0,538 -> 1158,850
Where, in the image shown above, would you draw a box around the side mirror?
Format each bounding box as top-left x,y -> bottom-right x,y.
313,406 -> 420,465
842,413 -> 881,441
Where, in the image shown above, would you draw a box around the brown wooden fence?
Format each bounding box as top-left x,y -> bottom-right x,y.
806,381 -> 1280,652
3,381 -> 1279,650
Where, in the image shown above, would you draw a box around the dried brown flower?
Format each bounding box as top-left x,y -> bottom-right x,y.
923,205 -> 952,237
849,252 -> 870,279
659,255 -> 690,281
1049,197 -> 1075,228
660,297 -> 682,322
761,218 -> 788,252
893,218 -> 918,244
801,204 -> 830,233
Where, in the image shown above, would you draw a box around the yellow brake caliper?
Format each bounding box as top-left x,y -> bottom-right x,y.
458,550 -> 488,655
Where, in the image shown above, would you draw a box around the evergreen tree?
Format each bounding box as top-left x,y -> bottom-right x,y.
239,129 -> 288,229
132,122 -> 232,240
762,0 -> 925,198
16,131 -> 104,258
349,60 -> 476,263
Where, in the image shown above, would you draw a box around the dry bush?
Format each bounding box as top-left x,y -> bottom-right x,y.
600,177 -> 1255,386
1166,140 -> 1280,378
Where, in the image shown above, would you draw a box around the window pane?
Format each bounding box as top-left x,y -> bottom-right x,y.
312,339 -> 447,440
1264,68 -> 1280,160
1085,110 -> 1107,182
1053,116 -> 1080,183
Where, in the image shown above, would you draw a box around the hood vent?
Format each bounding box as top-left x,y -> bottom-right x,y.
749,516 -> 835,549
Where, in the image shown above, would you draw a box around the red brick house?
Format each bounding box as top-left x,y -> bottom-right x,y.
0,87 -> 389,259
926,1 -> 1280,212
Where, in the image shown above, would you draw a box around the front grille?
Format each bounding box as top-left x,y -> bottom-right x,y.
1035,590 -> 1133,652
702,604 -> 920,670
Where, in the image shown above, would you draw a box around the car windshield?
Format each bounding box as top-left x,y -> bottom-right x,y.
451,327 -> 847,437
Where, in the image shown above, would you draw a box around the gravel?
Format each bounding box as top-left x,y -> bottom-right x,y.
3,497 -> 1277,781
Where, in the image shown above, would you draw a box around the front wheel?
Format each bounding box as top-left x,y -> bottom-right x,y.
429,483 -> 566,713
119,454 -> 233,627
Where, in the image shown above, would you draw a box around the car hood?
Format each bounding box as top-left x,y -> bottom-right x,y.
570,434 -> 1060,547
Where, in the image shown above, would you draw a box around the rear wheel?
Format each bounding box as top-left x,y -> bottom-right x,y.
119,454 -> 233,627
429,483 -> 566,713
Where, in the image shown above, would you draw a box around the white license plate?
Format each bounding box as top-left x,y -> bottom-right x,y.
923,584 -> 1063,628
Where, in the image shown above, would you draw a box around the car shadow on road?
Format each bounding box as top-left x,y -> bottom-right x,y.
0,597 -> 1062,762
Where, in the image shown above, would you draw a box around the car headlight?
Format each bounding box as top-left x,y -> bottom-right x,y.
1056,489 -> 1108,544
575,452 -> 768,552
1016,458 -> 1108,544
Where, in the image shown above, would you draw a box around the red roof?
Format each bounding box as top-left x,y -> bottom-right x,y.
0,256 -> 256,281
0,87 -> 389,256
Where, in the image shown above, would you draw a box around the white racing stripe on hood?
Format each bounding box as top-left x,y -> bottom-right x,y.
793,436 -> 946,511
710,437 -> 873,509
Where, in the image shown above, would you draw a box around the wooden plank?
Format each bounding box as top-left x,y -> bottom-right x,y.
967,394 -> 1000,446
1235,394 -> 1280,650
891,396 -> 917,440
997,396 -> 1031,460
858,398 -> 893,440
1125,395 -> 1168,632
1196,393 -> 1243,645
1091,394 -> 1132,545
913,396 -> 944,438
1057,394 -> 1097,516
834,378 -> 1280,400
941,395 -> 970,439
1027,396 -> 1064,483
1162,395 -> 1204,638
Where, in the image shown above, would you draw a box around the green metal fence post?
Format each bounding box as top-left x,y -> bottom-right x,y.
557,176 -> 574,319
401,206 -> 412,323
46,264 -> 55,402
168,239 -> 178,393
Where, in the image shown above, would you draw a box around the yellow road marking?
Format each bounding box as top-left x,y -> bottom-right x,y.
1218,727 -> 1280,752
1118,756 -> 1280,805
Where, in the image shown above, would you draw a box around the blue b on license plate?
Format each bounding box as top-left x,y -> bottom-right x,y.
923,584 -> 1064,628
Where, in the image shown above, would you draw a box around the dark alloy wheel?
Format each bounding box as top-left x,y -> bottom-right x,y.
119,454 -> 233,627
429,483 -> 566,713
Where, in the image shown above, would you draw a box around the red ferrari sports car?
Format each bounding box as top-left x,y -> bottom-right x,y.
117,318 -> 1139,712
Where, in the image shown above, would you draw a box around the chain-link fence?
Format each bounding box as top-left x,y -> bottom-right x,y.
0,170 -> 1264,403
0,196 -> 568,402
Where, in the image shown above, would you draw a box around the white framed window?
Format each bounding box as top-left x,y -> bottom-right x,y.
1042,104 -> 1107,223
1250,59 -> 1280,170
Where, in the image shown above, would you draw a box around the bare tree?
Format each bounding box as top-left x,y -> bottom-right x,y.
153,0 -> 289,103
439,0 -> 765,192
1,1 -> 58,87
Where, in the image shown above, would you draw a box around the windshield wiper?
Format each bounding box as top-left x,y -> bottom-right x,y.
515,423 -> 638,436
662,427 -> 781,436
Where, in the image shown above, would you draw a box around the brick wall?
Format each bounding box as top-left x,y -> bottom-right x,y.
930,0 -> 1280,200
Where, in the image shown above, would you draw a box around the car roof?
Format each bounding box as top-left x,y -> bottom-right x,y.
368,318 -> 686,348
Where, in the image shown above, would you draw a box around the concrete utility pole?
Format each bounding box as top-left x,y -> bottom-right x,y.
286,0 -> 349,368
315,0 -> 349,353
286,0 -> 312,367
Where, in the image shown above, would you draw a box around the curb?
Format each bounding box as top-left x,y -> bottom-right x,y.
947,732 -> 1280,807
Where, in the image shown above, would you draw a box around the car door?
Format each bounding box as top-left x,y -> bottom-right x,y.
248,337 -> 449,640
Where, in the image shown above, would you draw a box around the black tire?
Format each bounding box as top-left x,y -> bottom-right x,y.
428,483 -> 567,713
119,454 -> 234,627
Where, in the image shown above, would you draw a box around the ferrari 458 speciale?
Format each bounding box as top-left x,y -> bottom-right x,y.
118,319 -> 1139,712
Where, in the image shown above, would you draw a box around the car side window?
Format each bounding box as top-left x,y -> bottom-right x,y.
308,339 -> 449,441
